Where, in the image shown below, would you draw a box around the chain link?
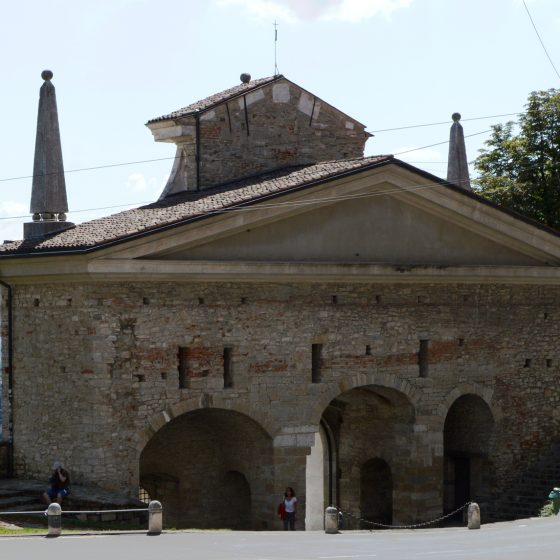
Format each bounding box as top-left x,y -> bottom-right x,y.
338,501 -> 472,530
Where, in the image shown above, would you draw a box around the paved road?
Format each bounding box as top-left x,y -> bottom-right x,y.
0,517 -> 557,560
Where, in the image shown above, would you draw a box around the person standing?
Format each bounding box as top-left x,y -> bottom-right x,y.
283,487 -> 297,531
43,461 -> 71,505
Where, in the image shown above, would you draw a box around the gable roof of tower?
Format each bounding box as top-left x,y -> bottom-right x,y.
146,74 -> 368,129
147,75 -> 281,124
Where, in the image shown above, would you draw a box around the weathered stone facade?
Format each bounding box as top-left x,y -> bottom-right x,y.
4,280 -> 560,527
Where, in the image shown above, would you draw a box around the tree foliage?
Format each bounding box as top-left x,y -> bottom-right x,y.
474,89 -> 560,229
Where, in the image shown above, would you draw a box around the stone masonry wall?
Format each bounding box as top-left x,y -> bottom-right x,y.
8,281 -> 560,524
168,78 -> 368,191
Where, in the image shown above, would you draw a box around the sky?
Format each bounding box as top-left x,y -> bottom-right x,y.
0,0 -> 559,242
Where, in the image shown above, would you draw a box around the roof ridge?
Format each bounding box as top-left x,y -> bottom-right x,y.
147,75 -> 283,124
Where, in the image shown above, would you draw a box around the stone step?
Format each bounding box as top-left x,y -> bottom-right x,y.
0,495 -> 39,508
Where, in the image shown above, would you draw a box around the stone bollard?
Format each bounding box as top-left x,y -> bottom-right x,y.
148,500 -> 163,535
325,506 -> 339,534
467,502 -> 481,530
47,503 -> 62,537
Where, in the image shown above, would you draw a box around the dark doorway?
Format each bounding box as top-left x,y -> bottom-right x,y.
453,457 -> 470,509
222,470 -> 251,530
360,458 -> 393,528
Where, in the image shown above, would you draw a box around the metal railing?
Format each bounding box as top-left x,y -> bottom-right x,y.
0,500 -> 163,537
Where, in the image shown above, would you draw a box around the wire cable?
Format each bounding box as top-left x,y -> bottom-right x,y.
522,0 -> 560,82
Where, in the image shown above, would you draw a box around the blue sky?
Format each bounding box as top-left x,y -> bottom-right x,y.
0,0 -> 559,242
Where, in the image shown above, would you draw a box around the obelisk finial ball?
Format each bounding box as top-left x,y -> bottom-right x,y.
240,73 -> 251,84
41,70 -> 53,81
452,112 -> 461,122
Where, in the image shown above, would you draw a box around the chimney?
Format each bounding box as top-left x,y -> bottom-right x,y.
24,70 -> 74,240
446,113 -> 471,191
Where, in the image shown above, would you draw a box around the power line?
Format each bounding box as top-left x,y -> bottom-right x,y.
371,113 -> 520,133
0,156 -> 177,184
0,129 -> 496,223
0,149 -> 556,229
522,0 -> 560,82
393,128 -> 492,156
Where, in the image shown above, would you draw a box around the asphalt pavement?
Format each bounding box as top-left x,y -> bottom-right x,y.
0,516 -> 557,560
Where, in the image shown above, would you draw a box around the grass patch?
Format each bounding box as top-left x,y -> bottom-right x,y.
0,513 -> 146,535
540,502 -> 556,517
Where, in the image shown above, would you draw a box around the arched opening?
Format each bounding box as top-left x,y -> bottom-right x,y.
222,470 -> 252,530
443,394 -> 495,517
360,458 -> 392,528
320,385 -> 415,528
140,408 -> 272,529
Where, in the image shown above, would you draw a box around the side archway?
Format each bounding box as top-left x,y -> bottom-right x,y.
443,394 -> 496,515
139,407 -> 273,529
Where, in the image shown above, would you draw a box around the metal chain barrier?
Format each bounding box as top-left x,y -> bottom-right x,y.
339,501 -> 472,530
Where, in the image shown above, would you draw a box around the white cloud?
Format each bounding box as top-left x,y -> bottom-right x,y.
126,172 -> 169,198
126,172 -> 149,193
321,0 -> 414,23
217,0 -> 414,23
218,0 -> 300,23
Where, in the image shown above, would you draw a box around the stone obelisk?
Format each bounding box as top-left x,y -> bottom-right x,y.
24,70 -> 74,240
446,113 -> 471,191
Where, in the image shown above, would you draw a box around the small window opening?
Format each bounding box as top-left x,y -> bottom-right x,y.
418,295 -> 426,304
332,295 -> 338,304
33,298 -> 40,307
546,359 -> 552,368
458,338 -> 465,347
418,339 -> 429,377
524,358 -> 532,368
375,295 -> 382,304
312,344 -> 323,383
135,374 -> 146,383
161,371 -> 167,380
365,345 -> 372,356
143,297 -> 150,305
67,298 -> 72,307
198,297 -> 205,305
224,347 -> 233,388
241,297 -> 247,304
178,347 -> 189,389
139,487 -> 151,503
544,312 -> 549,320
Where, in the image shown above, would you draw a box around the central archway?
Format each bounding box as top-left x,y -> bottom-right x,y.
311,385 -> 415,529
140,408 -> 273,529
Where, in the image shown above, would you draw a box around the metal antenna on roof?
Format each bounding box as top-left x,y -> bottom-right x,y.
273,20 -> 279,75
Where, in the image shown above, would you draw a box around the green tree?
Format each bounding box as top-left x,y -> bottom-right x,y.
474,89 -> 560,229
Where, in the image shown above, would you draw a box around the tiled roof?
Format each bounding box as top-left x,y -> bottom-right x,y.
0,156 -> 394,256
147,75 -> 282,124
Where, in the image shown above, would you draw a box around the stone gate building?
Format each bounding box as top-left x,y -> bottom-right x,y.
1,71 -> 560,529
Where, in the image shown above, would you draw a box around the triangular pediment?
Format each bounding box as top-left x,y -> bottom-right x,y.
147,193 -> 545,266
94,162 -> 560,275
